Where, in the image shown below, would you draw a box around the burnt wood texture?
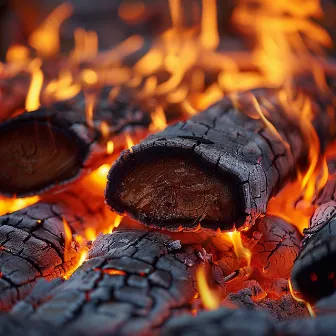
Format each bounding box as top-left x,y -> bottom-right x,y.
11,230 -> 214,335
291,200 -> 336,303
0,181 -> 111,311
106,87 -> 336,232
0,87 -> 150,197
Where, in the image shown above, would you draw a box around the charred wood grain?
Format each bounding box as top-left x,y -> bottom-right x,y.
0,192 -> 106,310
291,200 -> 336,303
106,87 -> 336,232
15,230 -> 216,336
0,87 -> 150,197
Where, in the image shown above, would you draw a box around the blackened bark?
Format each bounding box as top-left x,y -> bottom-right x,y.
0,87 -> 150,197
0,182 -> 110,311
13,230 -> 215,336
106,87 -> 335,232
291,200 -> 336,303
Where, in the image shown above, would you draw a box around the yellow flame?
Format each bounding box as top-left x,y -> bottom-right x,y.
119,0 -> 145,22
85,227 -> 97,241
62,218 -> 72,253
29,3 -> 73,57
288,279 -> 316,318
150,105 -> 167,132
107,141 -> 114,155
26,59 -> 43,112
0,196 -> 40,216
125,134 -> 135,149
200,0 -> 219,50
227,231 -> 252,266
196,266 -> 220,310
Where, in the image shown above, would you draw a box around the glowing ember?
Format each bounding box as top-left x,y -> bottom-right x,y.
196,266 -> 220,310
100,268 -> 126,276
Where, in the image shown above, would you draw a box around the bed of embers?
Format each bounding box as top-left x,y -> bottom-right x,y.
0,0 -> 336,335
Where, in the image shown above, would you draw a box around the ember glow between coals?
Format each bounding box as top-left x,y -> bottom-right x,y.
0,0 -> 334,317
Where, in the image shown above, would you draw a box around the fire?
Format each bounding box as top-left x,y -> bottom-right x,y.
227,231 -> 252,266
118,0 -> 145,23
29,3 -> 73,57
0,196 -> 39,216
125,134 -> 135,149
196,266 -> 220,310
107,141 -> 114,155
62,217 -> 72,252
26,59 -> 44,112
149,106 -> 167,132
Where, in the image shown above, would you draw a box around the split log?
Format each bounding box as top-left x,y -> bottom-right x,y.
0,87 -> 150,197
13,230 -> 218,336
291,200 -> 336,303
106,87 -> 336,232
0,180 -> 112,311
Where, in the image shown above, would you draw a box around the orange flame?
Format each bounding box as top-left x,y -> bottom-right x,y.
26,59 -> 43,112
0,196 -> 40,216
196,266 -> 220,310
227,231 -> 252,266
62,217 -> 72,253
29,3 -> 73,57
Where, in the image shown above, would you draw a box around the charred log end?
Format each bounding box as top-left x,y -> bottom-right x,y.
291,218 -> 336,303
0,117 -> 88,197
106,149 -> 240,232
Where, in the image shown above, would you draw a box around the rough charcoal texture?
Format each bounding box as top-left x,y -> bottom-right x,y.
13,230 -> 212,335
243,215 -> 302,280
106,88 -> 335,232
0,200 -> 88,311
0,87 -> 150,197
162,307 -> 277,336
291,200 -> 336,303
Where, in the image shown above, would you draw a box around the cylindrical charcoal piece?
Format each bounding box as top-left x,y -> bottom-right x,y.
106,87 -> 336,232
17,230 -> 216,336
242,215 -> 302,280
291,200 -> 336,303
162,307 -> 276,336
0,180 -> 111,311
0,87 -> 150,197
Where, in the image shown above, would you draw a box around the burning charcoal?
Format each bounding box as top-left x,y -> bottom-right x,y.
0,180 -> 111,311
106,87 -> 336,232
16,230 -> 221,336
243,215 -> 302,279
291,200 -> 336,303
162,307 -> 276,336
0,87 -> 150,197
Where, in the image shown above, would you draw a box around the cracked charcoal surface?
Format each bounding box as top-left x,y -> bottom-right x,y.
106,87 -> 336,232
0,196 -> 99,310
243,215 -> 301,280
0,87 -> 150,197
13,230 -> 215,336
291,200 -> 336,303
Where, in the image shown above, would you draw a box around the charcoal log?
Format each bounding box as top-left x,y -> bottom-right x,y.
0,87 -> 150,197
106,88 -> 335,232
0,181 -> 111,311
243,215 -> 302,280
13,230 -> 217,336
291,200 -> 336,303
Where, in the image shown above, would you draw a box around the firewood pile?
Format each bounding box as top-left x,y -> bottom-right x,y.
0,0 -> 336,335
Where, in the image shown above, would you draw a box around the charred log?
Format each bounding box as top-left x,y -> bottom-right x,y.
291,200 -> 336,303
243,215 -> 302,280
106,88 -> 335,232
0,181 -> 111,311
0,87 -> 150,197
12,230 -> 216,336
